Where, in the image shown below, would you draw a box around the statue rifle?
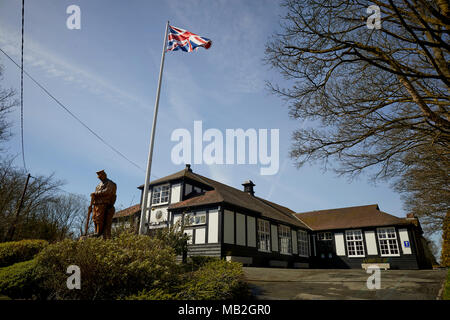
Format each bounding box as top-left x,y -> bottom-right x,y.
85,195 -> 93,236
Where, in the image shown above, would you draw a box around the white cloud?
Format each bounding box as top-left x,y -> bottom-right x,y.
0,23 -> 151,113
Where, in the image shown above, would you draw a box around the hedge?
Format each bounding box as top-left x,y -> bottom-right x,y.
443,269 -> 450,300
0,259 -> 43,299
0,240 -> 48,268
35,232 -> 180,300
128,259 -> 251,300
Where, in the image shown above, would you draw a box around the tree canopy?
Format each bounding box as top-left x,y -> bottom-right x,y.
0,64 -> 88,241
266,0 -> 449,234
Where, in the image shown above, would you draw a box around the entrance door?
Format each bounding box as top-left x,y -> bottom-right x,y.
316,232 -> 335,268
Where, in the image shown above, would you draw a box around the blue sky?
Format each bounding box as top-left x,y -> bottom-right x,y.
0,0 -> 407,217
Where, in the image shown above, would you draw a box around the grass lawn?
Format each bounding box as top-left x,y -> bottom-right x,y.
443,269 -> 450,300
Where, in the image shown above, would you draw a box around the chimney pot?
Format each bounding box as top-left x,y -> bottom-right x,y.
242,180 -> 255,196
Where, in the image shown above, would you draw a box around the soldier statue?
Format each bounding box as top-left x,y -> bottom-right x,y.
89,170 -> 117,239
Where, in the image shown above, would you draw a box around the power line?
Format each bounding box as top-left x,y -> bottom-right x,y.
0,47 -> 149,174
20,0 -> 26,170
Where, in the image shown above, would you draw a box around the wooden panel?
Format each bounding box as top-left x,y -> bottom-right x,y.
184,184 -> 192,196
195,228 -> 206,244
364,231 -> 378,255
271,224 -> 278,252
170,183 -> 181,204
247,216 -> 256,247
334,233 -> 346,256
399,229 -> 412,255
208,210 -> 219,243
292,230 -> 298,254
236,213 -> 246,246
223,210 -> 234,244
186,244 -> 221,257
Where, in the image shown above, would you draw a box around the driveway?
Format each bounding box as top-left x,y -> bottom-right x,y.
243,267 -> 447,300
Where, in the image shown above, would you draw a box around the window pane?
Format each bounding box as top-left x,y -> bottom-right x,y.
258,220 -> 271,252
377,228 -> 399,256
345,230 -> 365,257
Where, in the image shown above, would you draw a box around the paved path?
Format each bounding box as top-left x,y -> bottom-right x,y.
243,267 -> 447,300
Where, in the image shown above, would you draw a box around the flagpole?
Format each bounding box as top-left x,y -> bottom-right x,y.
139,21 -> 170,235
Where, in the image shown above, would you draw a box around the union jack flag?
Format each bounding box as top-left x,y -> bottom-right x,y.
167,25 -> 212,52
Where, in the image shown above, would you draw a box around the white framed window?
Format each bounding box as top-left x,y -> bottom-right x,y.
318,232 -> 332,240
297,230 -> 309,257
184,212 -> 206,226
279,225 -> 292,254
257,219 -> 271,252
152,184 -> 170,205
377,227 -> 400,256
345,230 -> 365,257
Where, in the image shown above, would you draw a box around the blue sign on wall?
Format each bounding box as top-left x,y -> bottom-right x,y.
404,241 -> 410,248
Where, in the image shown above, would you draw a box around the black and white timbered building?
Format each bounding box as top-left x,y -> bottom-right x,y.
113,164 -> 433,270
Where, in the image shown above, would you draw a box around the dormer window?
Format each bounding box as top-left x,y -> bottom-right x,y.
152,184 -> 170,205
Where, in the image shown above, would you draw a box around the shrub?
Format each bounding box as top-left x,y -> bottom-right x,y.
35,232 -> 180,300
153,223 -> 190,256
0,240 -> 48,267
125,259 -> 250,300
0,259 -> 46,299
182,256 -> 220,272
443,269 -> 450,300
178,260 -> 251,300
125,287 -> 181,300
111,221 -> 137,238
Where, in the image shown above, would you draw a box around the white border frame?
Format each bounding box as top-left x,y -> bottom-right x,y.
151,183 -> 170,206
345,229 -> 365,258
377,227 -> 401,257
257,219 -> 271,253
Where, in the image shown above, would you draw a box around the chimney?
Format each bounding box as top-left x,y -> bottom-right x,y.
406,213 -> 419,226
242,180 -> 255,196
185,164 -> 192,172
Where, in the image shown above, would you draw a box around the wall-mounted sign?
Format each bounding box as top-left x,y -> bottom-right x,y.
404,241 -> 410,248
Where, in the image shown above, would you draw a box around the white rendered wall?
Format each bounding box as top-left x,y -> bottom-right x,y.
292,230 -> 298,254
170,183 -> 181,204
334,233 -> 346,256
399,229 -> 412,254
364,231 -> 378,255
246,216 -> 256,247
224,210 -> 234,244
236,213 -> 246,246
195,228 -> 206,244
271,225 -> 278,252
208,210 -> 219,243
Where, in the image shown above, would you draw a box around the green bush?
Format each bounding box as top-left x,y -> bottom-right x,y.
0,259 -> 46,299
125,287 -> 181,300
183,256 -> 220,272
153,223 -> 190,256
0,240 -> 48,268
126,259 -> 250,300
179,260 -> 250,300
443,269 -> 450,300
35,232 -> 180,300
